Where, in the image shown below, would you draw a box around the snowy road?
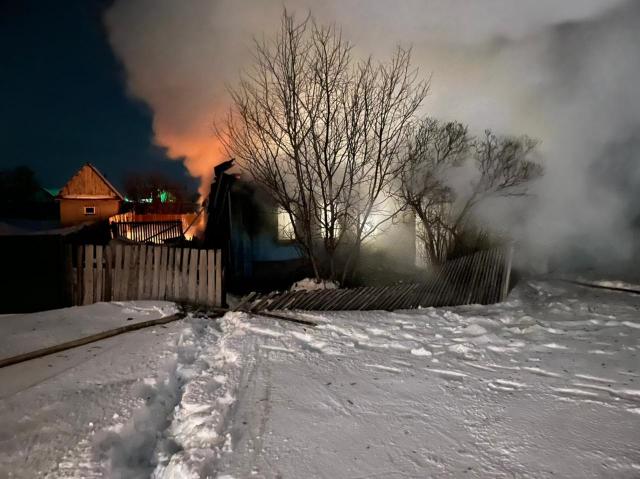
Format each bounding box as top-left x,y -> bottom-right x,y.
1,280 -> 640,477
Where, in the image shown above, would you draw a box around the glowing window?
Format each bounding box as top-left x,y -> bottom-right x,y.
277,207 -> 295,241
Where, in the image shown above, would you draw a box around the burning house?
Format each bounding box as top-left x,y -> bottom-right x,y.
203,160 -> 418,293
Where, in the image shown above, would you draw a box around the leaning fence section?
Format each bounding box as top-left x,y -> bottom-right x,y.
69,243 -> 223,307
245,245 -> 513,312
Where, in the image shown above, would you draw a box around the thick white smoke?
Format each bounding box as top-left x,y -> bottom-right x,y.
104,0 -> 640,270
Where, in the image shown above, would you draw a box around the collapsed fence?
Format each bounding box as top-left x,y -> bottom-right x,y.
69,243 -> 224,307
242,246 -> 513,312
109,220 -> 184,244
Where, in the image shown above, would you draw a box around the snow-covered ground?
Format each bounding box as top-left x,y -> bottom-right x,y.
1,280 -> 639,477
0,301 -> 178,362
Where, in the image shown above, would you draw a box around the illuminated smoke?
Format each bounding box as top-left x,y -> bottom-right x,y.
105,0 -> 640,268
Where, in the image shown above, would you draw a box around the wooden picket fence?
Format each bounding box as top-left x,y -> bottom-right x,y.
69,243 -> 224,307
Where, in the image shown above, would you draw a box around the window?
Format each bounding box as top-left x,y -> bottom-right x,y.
84,206 -> 96,215
277,207 -> 295,241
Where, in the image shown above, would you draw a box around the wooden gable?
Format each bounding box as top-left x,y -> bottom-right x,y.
58,163 -> 124,200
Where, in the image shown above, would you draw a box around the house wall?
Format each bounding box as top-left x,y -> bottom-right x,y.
363,210 -> 417,269
60,198 -> 120,226
59,164 -> 117,197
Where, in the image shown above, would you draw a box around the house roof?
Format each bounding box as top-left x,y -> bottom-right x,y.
57,163 -> 124,201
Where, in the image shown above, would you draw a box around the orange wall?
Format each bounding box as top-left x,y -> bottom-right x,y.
60,199 -> 121,226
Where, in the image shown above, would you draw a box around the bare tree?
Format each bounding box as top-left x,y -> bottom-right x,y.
400,120 -> 543,265
399,118 -> 470,264
221,10 -> 428,282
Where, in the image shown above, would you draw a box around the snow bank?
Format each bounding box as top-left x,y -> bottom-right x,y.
0,301 -> 178,362
0,315 -> 185,478
214,279 -> 640,478
290,278 -> 339,291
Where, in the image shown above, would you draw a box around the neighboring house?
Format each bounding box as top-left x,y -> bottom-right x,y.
57,163 -> 124,226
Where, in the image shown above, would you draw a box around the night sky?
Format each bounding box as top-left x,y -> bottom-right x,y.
0,0 -> 197,192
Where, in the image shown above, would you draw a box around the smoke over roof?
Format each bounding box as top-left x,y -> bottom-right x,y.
104,0 -> 640,269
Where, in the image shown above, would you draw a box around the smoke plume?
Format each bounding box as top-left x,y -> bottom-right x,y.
104,0 -> 640,270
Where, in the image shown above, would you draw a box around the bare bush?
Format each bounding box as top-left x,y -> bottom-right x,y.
400,119 -> 543,266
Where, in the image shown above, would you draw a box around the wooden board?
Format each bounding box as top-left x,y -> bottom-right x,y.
138,245 -> 147,299
95,245 -> 103,302
207,250 -> 216,306
181,248 -> 190,302
113,244 -> 123,301
152,246 -> 160,299
158,247 -> 167,300
166,248 -> 175,302
82,245 -> 94,305
188,249 -> 198,303
144,245 -> 153,299
215,250 -> 223,307
197,249 -> 207,303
